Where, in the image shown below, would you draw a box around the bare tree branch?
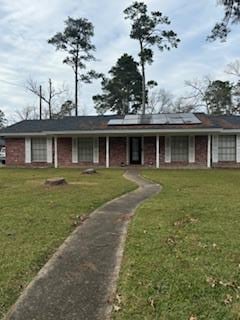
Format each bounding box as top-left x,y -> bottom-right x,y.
147,88 -> 174,114
225,60 -> 240,78
15,106 -> 38,121
26,78 -> 68,119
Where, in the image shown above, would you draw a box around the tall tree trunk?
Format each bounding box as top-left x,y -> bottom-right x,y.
75,47 -> 79,117
39,85 -> 42,120
75,66 -> 78,117
49,78 -> 52,119
140,41 -> 146,115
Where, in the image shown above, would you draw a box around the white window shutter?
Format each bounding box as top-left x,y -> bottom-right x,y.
188,136 -> 195,163
165,136 -> 171,163
212,135 -> 219,163
93,137 -> 99,164
47,137 -> 53,163
72,138 -> 78,163
236,135 -> 240,163
25,138 -> 31,163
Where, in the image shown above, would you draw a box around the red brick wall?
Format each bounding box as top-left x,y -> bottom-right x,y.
158,135 -> 208,168
5,138 -> 50,168
99,137 -> 106,166
57,138 -> 95,167
57,138 -> 72,167
213,162 -> 240,168
5,138 -> 25,166
195,136 -> 208,165
159,136 -> 165,163
144,136 -> 156,166
110,137 -> 126,166
8,134 -> 239,169
57,137 -> 125,167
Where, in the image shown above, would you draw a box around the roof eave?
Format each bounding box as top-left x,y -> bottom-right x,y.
1,128 -> 229,137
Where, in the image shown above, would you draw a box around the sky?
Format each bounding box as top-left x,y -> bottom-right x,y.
0,0 -> 240,122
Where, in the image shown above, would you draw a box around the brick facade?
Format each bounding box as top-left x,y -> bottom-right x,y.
57,138 -> 72,167
6,138 -> 25,166
5,138 -> 50,167
213,162 -> 240,168
158,135 -> 209,168
109,137 -> 126,166
195,136 -> 208,166
144,136 -> 156,166
4,134 -> 239,168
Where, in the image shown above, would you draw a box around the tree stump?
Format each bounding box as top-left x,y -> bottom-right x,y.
45,177 -> 67,186
82,168 -> 97,174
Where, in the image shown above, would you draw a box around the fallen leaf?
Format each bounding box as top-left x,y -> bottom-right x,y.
148,297 -> 155,309
206,276 -> 217,288
224,294 -> 233,305
113,305 -> 121,312
115,293 -> 121,305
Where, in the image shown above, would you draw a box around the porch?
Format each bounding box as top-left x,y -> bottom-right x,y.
54,135 -> 210,168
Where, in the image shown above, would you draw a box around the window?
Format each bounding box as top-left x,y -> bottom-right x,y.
171,136 -> 188,162
31,138 -> 47,162
78,138 -> 93,162
218,135 -> 236,161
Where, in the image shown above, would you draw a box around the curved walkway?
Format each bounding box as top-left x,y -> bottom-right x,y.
5,170 -> 160,320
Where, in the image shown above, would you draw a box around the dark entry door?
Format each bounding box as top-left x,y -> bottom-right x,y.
130,137 -> 142,164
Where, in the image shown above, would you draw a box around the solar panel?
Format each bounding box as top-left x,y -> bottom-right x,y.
140,115 -> 152,124
181,113 -> 202,124
151,114 -> 167,124
107,113 -> 202,126
123,115 -> 140,124
166,114 -> 184,124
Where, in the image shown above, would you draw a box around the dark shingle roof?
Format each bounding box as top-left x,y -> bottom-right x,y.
0,115 -> 121,134
1,113 -> 240,135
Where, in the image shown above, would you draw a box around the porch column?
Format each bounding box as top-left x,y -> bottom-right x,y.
106,136 -> 109,168
54,137 -> 58,168
141,137 -> 144,165
156,135 -> 160,168
126,137 -> 129,165
207,135 -> 211,168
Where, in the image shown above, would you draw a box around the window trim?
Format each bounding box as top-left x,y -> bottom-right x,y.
31,138 -> 47,163
78,137 -> 94,163
171,136 -> 189,162
218,135 -> 236,162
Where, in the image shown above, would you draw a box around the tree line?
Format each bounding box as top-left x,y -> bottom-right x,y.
0,0 -> 240,126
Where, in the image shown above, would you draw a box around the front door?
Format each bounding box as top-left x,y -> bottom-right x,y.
130,137 -> 142,165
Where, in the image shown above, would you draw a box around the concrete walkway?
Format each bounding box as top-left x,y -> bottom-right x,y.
5,170 -> 160,320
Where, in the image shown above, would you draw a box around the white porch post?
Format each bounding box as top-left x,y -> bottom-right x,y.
207,135 -> 211,168
54,137 -> 58,168
156,135 -> 160,168
25,137 -> 31,163
126,137 -> 129,165
106,136 -> 109,168
141,137 -> 144,165
212,135 -> 219,164
236,135 -> 240,163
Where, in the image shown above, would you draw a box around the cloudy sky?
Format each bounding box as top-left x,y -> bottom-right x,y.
0,0 -> 240,122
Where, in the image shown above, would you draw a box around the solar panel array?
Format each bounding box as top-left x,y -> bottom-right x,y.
108,113 -> 202,126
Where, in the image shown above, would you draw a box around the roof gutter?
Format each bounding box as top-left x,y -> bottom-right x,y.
1,128 -> 224,137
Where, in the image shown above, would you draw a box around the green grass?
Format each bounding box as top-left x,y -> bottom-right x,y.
114,170 -> 240,320
0,168 -> 135,319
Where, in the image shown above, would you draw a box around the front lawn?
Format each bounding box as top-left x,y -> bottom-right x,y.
0,168 -> 135,319
114,170 -> 240,320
